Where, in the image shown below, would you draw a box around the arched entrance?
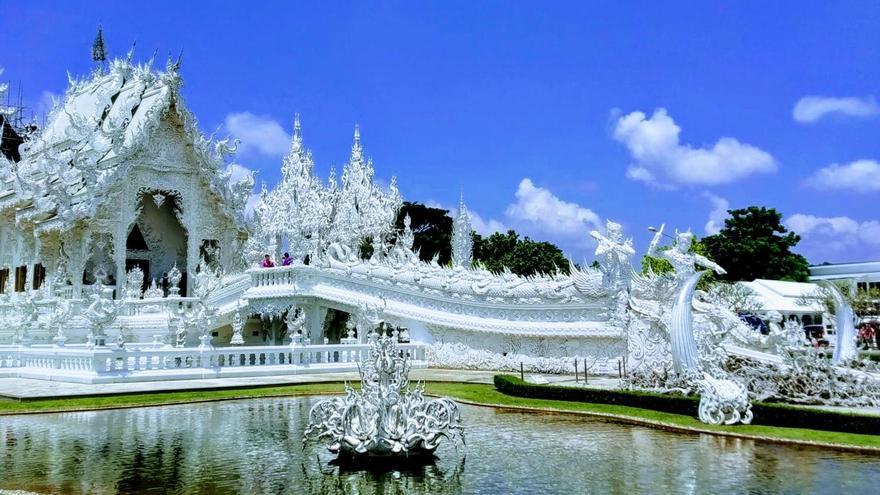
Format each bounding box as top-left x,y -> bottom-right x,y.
126,191 -> 188,295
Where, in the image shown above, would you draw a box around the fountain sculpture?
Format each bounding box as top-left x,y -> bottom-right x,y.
304,334 -> 464,460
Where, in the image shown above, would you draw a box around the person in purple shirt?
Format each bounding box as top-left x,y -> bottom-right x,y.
281,252 -> 293,266
261,254 -> 275,268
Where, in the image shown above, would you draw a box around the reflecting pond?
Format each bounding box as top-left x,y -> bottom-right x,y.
0,397 -> 878,494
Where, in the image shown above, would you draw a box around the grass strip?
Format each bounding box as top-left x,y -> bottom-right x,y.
1,380 -> 878,452
426,381 -> 880,451
0,382 -> 346,414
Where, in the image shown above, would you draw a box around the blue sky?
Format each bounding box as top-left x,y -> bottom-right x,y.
3,1 -> 879,265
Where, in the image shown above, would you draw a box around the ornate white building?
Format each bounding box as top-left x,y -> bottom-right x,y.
4,55 -> 874,423
0,58 -> 252,302
0,58 -> 624,373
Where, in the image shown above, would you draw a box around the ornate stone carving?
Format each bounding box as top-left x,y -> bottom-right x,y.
125,266 -> 144,299
83,285 -> 123,347
304,336 -> 464,457
697,374 -> 753,425
286,306 -> 307,346
451,195 -> 473,268
230,302 -> 245,345
167,263 -> 182,297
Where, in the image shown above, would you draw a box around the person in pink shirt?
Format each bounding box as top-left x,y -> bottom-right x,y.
261,254 -> 275,268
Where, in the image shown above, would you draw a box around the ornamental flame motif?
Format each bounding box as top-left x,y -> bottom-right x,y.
304,335 -> 464,458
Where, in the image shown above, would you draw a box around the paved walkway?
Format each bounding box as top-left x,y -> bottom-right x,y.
0,369 -> 607,400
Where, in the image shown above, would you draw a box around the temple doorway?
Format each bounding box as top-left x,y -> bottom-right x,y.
126,191 -> 188,294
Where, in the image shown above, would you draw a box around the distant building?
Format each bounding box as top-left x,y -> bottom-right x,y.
809,261 -> 880,293
738,279 -> 824,326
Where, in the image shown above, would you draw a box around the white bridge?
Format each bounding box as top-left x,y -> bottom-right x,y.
0,342 -> 427,384
0,257 -> 628,382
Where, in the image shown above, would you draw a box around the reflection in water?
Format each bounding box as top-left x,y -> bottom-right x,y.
0,397 -> 878,494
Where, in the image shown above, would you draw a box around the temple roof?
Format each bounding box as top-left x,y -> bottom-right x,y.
0,57 -> 252,232
739,279 -> 821,314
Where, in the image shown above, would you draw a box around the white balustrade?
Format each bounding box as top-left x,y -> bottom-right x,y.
0,342 -> 427,383
250,266 -> 298,288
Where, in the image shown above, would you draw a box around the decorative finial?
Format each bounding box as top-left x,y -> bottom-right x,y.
452,191 -> 474,268
292,113 -> 302,150
351,124 -> 363,159
125,41 -> 136,62
91,25 -> 107,69
166,49 -> 183,73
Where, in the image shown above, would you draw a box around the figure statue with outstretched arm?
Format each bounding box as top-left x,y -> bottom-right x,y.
648,230 -> 726,280
640,228 -> 728,374
590,220 -> 635,290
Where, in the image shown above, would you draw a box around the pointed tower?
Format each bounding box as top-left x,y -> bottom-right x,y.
452,193 -> 473,268
328,124 -> 401,250
91,25 -> 107,71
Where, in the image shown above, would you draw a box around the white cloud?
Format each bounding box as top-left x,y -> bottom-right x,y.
431,178 -> 602,255
423,199 -> 507,235
805,159 -> 880,193
504,178 -> 602,244
34,90 -> 60,121
224,163 -> 258,218
612,108 -> 777,187
244,193 -> 261,219
703,192 -> 729,235
223,112 -> 290,157
225,163 -> 255,183
792,96 -> 880,123
786,213 -> 880,259
469,209 -> 508,236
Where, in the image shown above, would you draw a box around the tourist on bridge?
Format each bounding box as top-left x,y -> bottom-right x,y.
261,254 -> 275,268
281,252 -> 293,266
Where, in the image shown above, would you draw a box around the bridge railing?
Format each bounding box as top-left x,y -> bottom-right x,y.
0,342 -> 427,382
249,266 -> 299,288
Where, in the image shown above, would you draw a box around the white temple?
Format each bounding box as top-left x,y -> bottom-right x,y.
0,57 -> 622,376
1,56 -> 877,423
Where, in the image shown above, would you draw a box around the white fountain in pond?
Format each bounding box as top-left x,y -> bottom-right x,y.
304,334 -> 464,459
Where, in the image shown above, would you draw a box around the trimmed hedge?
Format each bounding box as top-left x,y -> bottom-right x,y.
494,374 -> 700,415
493,374 -> 880,436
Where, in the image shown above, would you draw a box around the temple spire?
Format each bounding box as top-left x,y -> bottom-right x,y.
292,113 -> 303,151
351,124 -> 363,161
452,192 -> 473,268
91,25 -> 107,71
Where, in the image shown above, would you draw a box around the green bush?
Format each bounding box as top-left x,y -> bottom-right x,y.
493,374 -> 880,435
493,374 -> 700,415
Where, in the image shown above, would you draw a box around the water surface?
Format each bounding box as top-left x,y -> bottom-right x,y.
0,397 -> 878,494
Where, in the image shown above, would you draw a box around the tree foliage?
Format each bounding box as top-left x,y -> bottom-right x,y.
394,202 -> 453,264
701,206 -> 810,282
640,239 -> 716,289
386,202 -> 571,276
472,230 -> 570,277
708,282 -> 763,314
797,281 -> 880,318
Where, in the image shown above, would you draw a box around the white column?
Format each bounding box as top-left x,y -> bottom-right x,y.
114,230 -> 126,299
307,304 -> 329,344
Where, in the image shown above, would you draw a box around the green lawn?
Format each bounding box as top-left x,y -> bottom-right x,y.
1,381 -> 878,451
0,382 -> 345,414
